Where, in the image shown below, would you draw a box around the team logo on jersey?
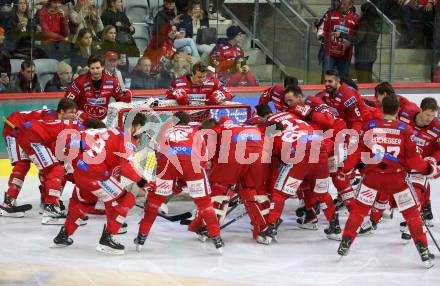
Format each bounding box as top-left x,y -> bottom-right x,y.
84,104 -> 107,117
103,85 -> 113,89
401,111 -> 410,117
87,97 -> 106,105
368,120 -> 377,128
397,123 -> 406,130
343,96 -> 356,107
432,126 -> 440,134
412,136 -> 426,147
105,80 -> 113,84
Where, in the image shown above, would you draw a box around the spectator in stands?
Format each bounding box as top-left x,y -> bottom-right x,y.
70,28 -> 100,74
69,0 -> 104,43
210,25 -> 258,87
4,0 -> 32,50
44,61 -> 73,92
152,0 -> 182,36
395,0 -> 435,48
0,0 -> 14,28
104,50 -> 125,90
0,32 -> 10,92
143,24 -> 177,73
9,59 -> 42,93
209,0 -> 226,21
0,25 -> 4,49
178,2 -> 214,56
101,0 -> 136,47
168,51 -> 193,78
322,0 -> 359,78
38,0 -> 70,43
332,2 -> 381,83
129,57 -> 158,90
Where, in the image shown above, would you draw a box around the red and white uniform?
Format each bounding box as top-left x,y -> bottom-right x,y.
323,9 -> 359,60
17,119 -> 83,205
138,123 -> 220,239
2,109 -> 58,201
267,119 -> 336,225
399,104 -> 440,208
66,71 -> 131,120
258,85 -> 287,112
207,121 -> 269,239
341,119 -> 433,247
266,111 -> 301,129
165,74 -> 232,105
64,128 -> 141,236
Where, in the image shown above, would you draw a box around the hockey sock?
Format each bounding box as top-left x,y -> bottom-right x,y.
139,193 -> 167,235
342,200 -> 371,241
331,173 -> 354,210
303,189 -> 316,209
43,164 -> 65,205
268,190 -> 289,225
314,192 -> 336,222
402,206 -> 428,246
6,160 -> 30,199
64,203 -> 87,236
194,197 -> 220,237
370,193 -> 389,224
240,188 -> 268,239
188,211 -> 206,233
421,185 -> 431,209
105,192 -> 136,235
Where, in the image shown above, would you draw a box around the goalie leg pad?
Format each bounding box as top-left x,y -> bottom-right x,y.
139,192 -> 168,235
210,182 -> 233,224
239,188 -> 268,240
193,196 -> 220,237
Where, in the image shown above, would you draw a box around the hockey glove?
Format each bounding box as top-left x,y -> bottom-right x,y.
137,178 -> 156,193
173,88 -> 189,105
425,157 -> 440,179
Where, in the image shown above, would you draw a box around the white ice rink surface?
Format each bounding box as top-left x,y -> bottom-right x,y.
1,176 -> 440,286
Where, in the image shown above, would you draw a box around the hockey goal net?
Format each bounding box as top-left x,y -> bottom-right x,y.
106,98 -> 252,182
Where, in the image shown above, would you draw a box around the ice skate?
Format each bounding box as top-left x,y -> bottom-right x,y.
196,228 -> 209,243
334,197 -> 348,215
256,224 -> 277,245
337,236 -> 353,257
0,194 -> 32,218
400,221 -> 411,242
358,219 -> 377,236
96,225 -> 124,255
42,204 -> 67,225
415,241 -> 435,269
297,208 -> 318,230
117,222 -> 128,234
324,213 -> 342,241
212,235 -> 224,254
52,226 -> 73,247
133,232 -> 147,252
422,201 -> 434,227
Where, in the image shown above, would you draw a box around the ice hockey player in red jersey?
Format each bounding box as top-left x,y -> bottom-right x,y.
52,113 -> 154,254
65,55 -> 132,120
258,76 -> 299,112
165,62 -> 232,105
201,116 -> 269,242
16,114 -> 84,224
257,117 -> 341,244
374,82 -> 420,119
135,111 -> 224,253
0,99 -> 77,217
361,97 -> 440,236
337,95 -> 439,268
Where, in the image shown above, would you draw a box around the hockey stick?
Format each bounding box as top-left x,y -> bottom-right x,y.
2,116 -> 18,129
221,211 -> 247,230
134,203 -> 192,222
405,176 -> 440,252
0,204 -> 32,214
